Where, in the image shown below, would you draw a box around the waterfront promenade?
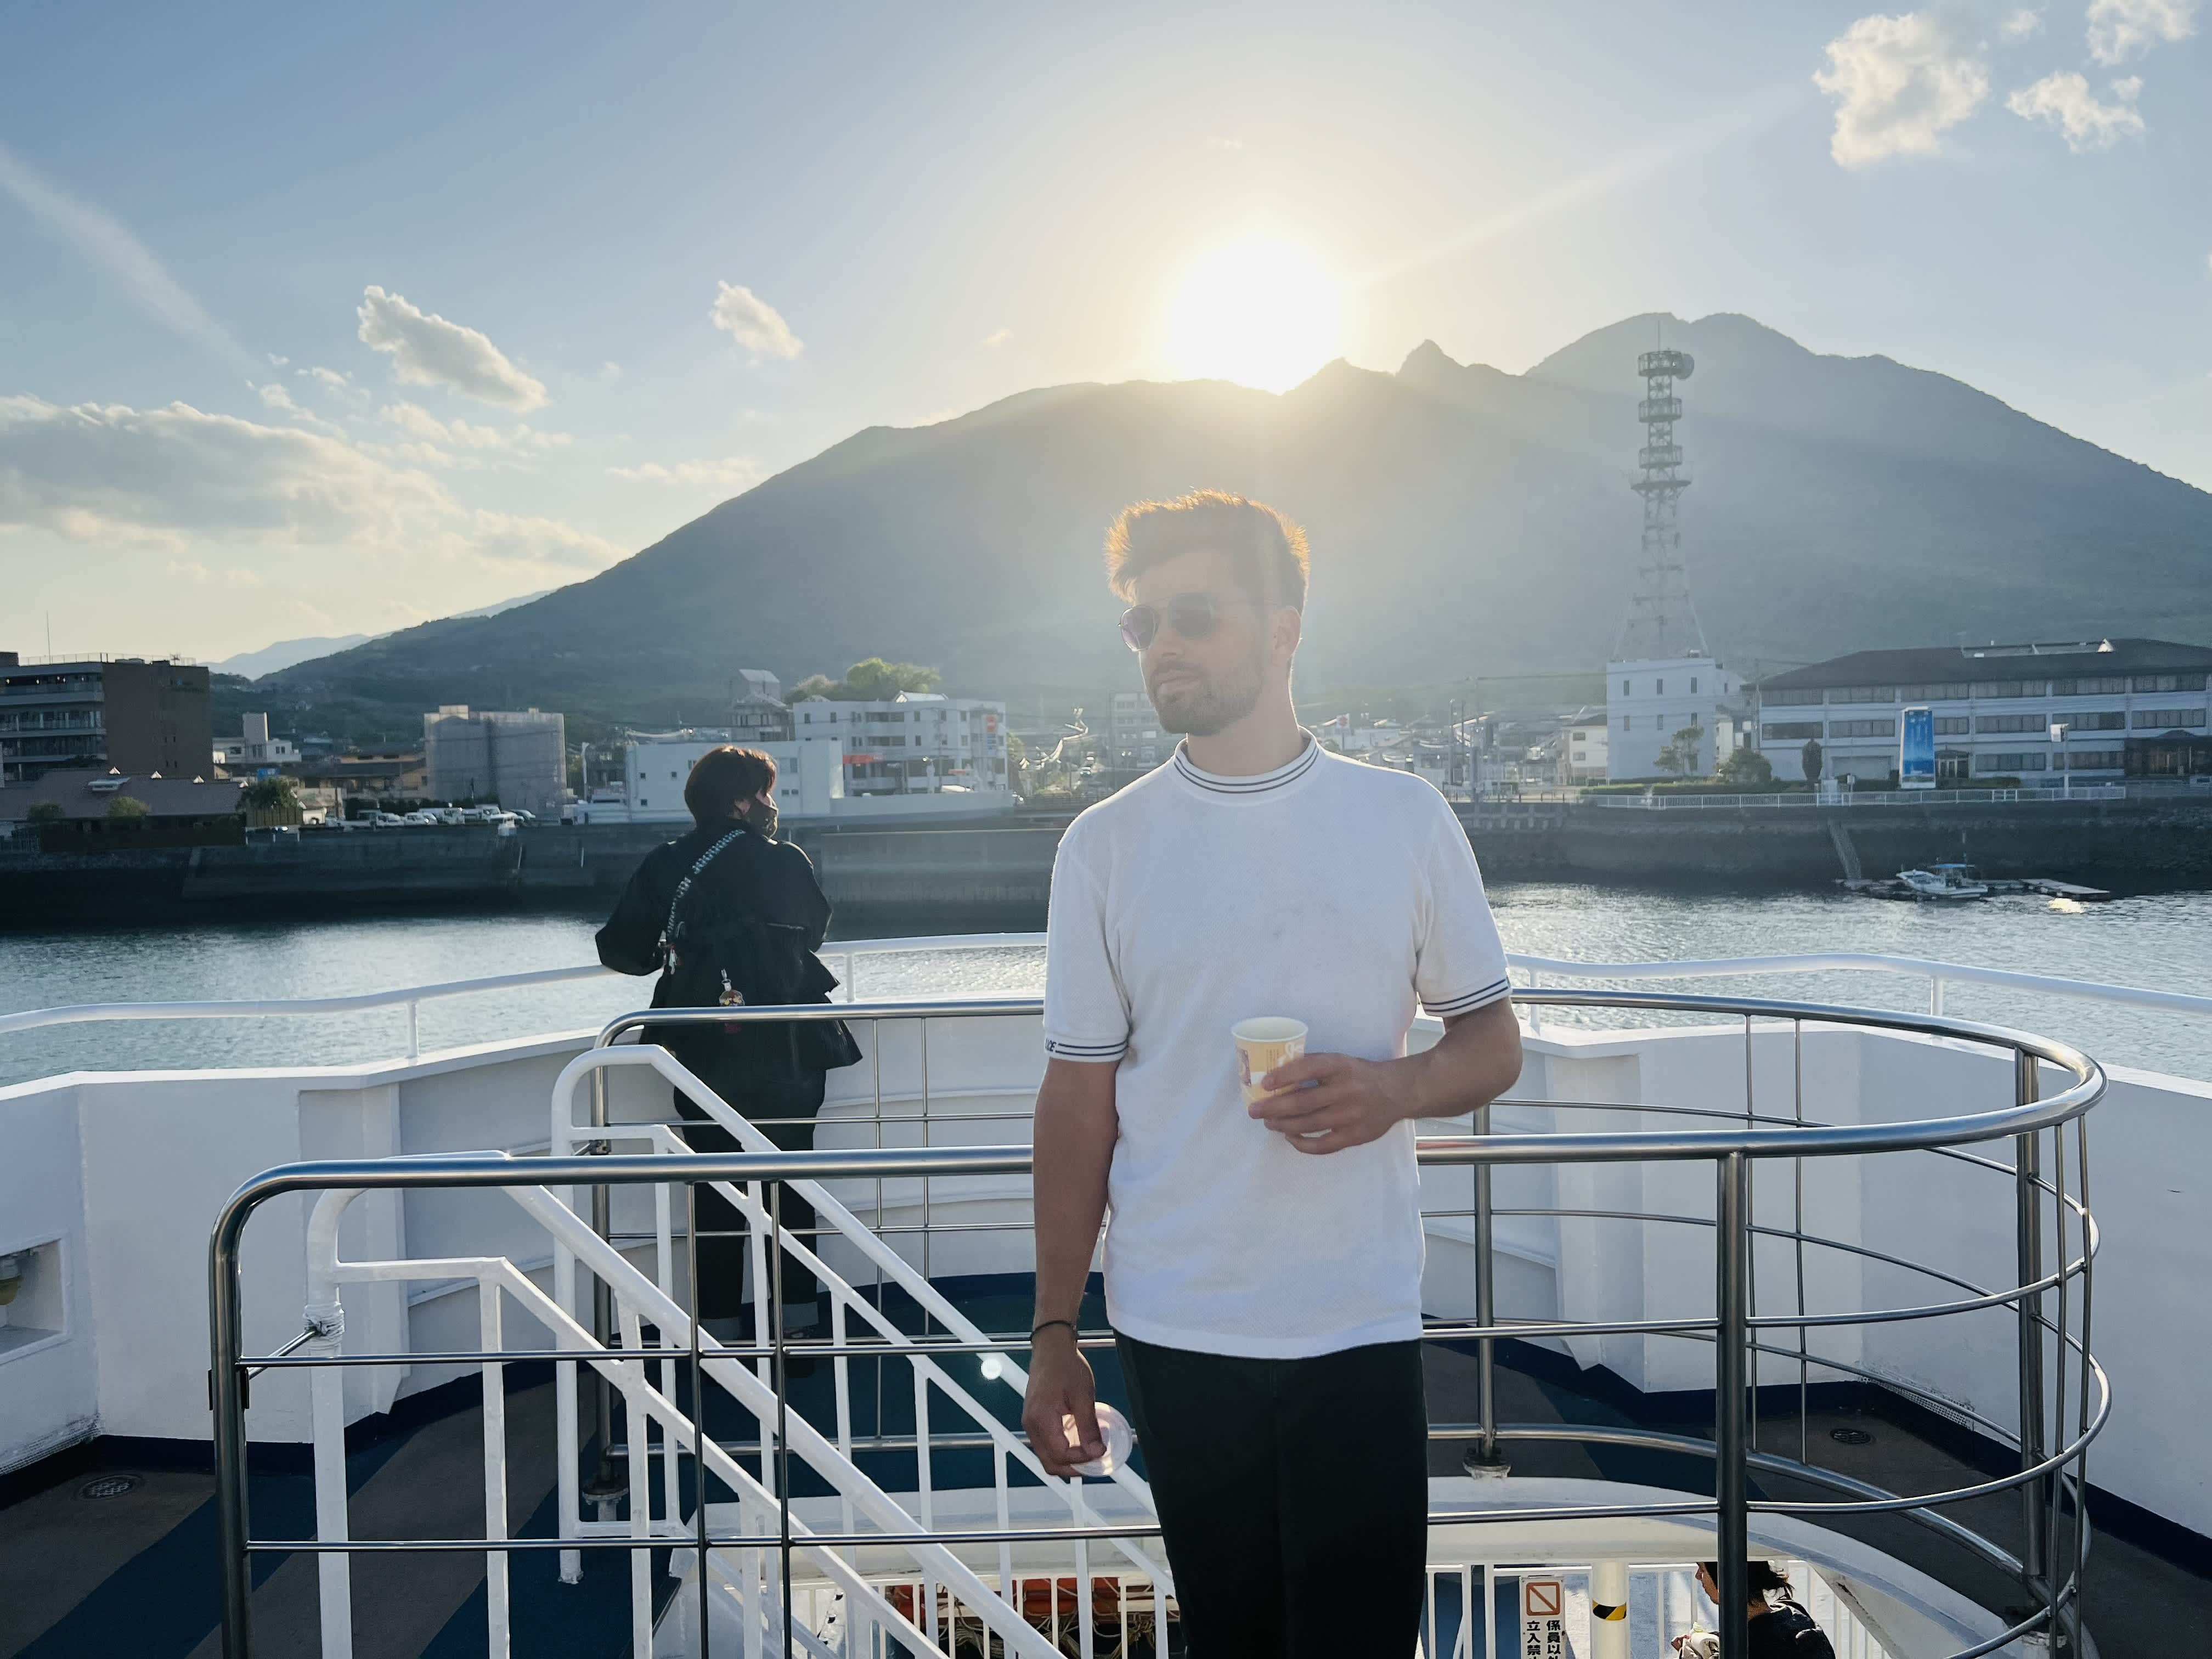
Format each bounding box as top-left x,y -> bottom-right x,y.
7,788 -> 2212,924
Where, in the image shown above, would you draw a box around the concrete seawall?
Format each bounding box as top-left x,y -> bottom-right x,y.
3,795 -> 2208,926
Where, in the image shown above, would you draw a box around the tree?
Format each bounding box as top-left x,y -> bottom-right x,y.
833,658 -> 940,701
787,675 -> 838,703
1005,731 -> 1028,792
1801,738 -> 1824,783
241,776 -> 298,811
27,800 -> 65,823
1716,746 -> 1774,786
106,795 -> 151,820
1652,724 -> 1705,776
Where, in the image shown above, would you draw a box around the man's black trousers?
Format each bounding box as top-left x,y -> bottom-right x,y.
1114,1333 -> 1429,1656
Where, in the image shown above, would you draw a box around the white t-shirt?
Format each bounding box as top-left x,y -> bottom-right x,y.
1040,732 -> 1512,1358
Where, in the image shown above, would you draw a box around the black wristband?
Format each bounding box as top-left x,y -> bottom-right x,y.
1029,1318 -> 1077,1343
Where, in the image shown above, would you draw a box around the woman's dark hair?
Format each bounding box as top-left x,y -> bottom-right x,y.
1701,1560 -> 1792,1599
684,746 -> 776,828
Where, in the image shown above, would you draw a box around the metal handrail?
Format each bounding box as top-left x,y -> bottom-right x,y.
12,935 -> 2208,1058
212,988 -> 2105,1659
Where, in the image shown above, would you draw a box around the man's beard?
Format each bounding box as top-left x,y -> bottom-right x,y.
1149,643 -> 1266,737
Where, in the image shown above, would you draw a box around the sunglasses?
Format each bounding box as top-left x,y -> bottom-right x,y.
1119,593 -> 1270,652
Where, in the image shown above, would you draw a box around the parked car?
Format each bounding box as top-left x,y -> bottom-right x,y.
360,811 -> 407,828
399,811 -> 438,826
508,808 -> 539,826
428,806 -> 469,826
463,804 -> 512,823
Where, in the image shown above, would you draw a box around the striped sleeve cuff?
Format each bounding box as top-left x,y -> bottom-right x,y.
1043,1036 -> 1128,1063
1420,976 -> 1513,1018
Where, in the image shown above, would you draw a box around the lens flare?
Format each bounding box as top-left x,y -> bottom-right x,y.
1164,234 -> 1345,393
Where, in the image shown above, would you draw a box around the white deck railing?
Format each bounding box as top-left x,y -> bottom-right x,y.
8,934 -> 2209,1063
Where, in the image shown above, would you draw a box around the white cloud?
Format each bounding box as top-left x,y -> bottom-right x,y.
981,326 -> 1013,348
356,285 -> 549,411
298,365 -> 366,401
709,281 -> 803,360
0,394 -> 614,575
0,141 -> 251,367
2006,72 -> 2146,149
255,381 -> 344,436
606,455 -> 761,488
374,401 -> 571,467
2086,0 -> 2197,64
165,559 -> 208,583
226,567 -> 263,588
1814,12 -> 1990,167
599,360 -> 623,381
266,353 -> 290,368
2000,7 -> 2044,38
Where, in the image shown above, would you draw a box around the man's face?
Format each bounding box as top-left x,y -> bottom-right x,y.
1130,547 -> 1289,737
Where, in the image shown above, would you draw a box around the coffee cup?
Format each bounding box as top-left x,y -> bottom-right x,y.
1232,1017 -> 1308,1104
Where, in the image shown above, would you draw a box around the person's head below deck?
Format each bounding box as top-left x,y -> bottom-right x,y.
1106,489 -> 1310,772
684,744 -> 779,837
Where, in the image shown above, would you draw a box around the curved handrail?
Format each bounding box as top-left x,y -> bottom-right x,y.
8,935 -> 2208,1045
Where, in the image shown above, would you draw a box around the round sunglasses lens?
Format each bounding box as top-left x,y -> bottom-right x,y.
1120,609 -> 1157,651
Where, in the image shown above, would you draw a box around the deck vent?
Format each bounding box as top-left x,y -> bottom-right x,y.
1830,1425 -> 1874,1446
77,1474 -> 143,1501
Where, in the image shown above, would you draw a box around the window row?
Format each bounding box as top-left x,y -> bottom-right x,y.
1767,673 -> 2206,706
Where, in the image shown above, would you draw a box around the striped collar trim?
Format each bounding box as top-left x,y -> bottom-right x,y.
1171,731 -> 1322,796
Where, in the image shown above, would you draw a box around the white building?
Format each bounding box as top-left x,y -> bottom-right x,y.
421,704 -> 567,818
1755,637 -> 2212,785
213,712 -> 300,774
1560,711 -> 1609,783
1604,654 -> 1741,780
1107,691 -> 1163,775
791,692 -> 1012,799
615,731 -> 845,822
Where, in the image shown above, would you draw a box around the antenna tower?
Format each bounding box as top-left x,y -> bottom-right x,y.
1613,345 -> 1708,659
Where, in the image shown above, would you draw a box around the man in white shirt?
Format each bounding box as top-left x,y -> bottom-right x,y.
1021,490 -> 1523,1655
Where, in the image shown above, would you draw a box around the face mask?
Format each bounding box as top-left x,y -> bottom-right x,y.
744,797 -> 779,839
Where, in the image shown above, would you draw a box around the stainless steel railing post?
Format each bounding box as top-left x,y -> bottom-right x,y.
2015,1050 -> 2049,1613
210,1191 -> 255,1659
1473,1100 -> 1499,1467
1715,1150 -> 1752,1659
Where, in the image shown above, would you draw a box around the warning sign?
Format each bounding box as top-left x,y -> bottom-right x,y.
1522,1578 -> 1566,1658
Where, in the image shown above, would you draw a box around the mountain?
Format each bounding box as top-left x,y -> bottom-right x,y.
218,591 -> 550,683
272,314 -> 2212,718
215,634 -> 371,679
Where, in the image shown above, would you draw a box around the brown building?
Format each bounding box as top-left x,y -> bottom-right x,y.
0,652 -> 213,786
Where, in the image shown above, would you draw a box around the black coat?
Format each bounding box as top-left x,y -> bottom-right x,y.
595,821 -> 834,1115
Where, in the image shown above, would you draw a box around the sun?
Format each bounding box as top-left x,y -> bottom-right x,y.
1163,234 -> 1345,393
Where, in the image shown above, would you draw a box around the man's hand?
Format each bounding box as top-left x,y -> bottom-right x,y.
1022,1328 -> 1103,1476
1250,1001 -> 1524,1155
1249,1051 -> 1418,1154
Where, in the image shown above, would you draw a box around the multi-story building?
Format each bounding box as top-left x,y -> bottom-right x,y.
0,652 -> 213,786
1107,691 -> 1164,779
791,692 -> 1011,797
1560,710 -> 1609,783
213,712 -> 301,774
1604,653 -> 1743,780
616,731 -> 845,821
1754,638 -> 2212,784
421,705 -> 567,817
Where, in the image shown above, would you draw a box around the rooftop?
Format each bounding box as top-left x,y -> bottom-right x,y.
1761,636 -> 2212,690
0,766 -> 244,821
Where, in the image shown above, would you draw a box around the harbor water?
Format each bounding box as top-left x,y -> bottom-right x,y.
2,883 -> 2208,1088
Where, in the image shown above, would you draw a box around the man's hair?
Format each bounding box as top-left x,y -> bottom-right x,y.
684,746 -> 777,828
1104,490 -> 1310,611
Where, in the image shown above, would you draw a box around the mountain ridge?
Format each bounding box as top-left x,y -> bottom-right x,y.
272,313 -> 2212,721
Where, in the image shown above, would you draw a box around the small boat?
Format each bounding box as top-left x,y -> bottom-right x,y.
1897,862 -> 1989,900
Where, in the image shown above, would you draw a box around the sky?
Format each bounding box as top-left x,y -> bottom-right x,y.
3,1 -> 2208,663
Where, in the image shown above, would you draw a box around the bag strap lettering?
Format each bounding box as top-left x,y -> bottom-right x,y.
661,827 -> 747,957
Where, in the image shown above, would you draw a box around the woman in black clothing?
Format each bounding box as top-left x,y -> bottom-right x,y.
595,746 -> 836,1339
1673,1561 -> 1835,1657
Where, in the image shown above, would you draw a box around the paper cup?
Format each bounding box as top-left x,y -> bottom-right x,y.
1233,1017 -> 1308,1104
1060,1402 -> 1133,1478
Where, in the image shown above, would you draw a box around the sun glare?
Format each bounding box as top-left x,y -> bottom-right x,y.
1163,235 -> 1345,393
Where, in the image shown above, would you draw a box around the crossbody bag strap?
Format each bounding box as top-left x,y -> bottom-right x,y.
661,827 -> 747,956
